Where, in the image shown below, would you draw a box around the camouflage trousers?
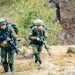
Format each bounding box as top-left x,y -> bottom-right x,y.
1,47 -> 14,64
1,47 -> 14,72
32,44 -> 42,64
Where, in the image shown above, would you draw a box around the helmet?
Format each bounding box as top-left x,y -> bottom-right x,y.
33,19 -> 44,26
0,18 -> 7,26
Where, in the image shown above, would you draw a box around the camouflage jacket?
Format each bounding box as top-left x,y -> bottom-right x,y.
29,26 -> 47,45
0,24 -> 18,48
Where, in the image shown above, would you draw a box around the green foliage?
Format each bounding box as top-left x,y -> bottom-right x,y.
0,0 -> 13,5
0,0 -> 62,45
0,0 -> 5,4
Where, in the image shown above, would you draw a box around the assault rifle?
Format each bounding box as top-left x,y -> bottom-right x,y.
0,32 -> 26,58
39,37 -> 51,57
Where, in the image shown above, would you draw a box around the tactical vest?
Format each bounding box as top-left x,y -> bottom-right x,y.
31,27 -> 46,45
0,25 -> 16,48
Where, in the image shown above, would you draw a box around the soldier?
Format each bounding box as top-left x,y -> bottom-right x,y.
0,19 -> 18,72
29,19 -> 47,64
49,0 -> 61,22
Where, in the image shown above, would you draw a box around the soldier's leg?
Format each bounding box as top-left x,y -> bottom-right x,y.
1,48 -> 8,72
56,9 -> 61,21
37,46 -> 42,64
32,45 -> 39,63
8,51 -> 14,72
38,46 -> 42,54
55,3 -> 61,22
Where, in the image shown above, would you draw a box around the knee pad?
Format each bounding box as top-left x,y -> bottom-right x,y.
1,58 -> 7,63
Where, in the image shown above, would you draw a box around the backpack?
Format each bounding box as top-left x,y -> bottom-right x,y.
7,23 -> 18,34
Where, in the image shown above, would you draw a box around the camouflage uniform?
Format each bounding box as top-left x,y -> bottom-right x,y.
0,19 -> 17,72
29,19 -> 47,64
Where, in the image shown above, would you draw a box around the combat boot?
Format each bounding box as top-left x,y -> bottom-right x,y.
35,59 -> 38,63
34,54 -> 42,64
2,62 -> 8,72
38,58 -> 42,64
9,64 -> 14,72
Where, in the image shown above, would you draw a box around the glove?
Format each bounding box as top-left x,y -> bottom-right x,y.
36,37 -> 40,41
1,41 -> 9,47
6,37 -> 11,42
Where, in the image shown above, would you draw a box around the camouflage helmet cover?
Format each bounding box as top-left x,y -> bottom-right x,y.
33,19 -> 44,26
0,18 -> 7,26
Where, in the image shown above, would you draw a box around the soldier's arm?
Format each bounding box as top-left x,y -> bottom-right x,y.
29,32 -> 37,41
29,28 -> 38,41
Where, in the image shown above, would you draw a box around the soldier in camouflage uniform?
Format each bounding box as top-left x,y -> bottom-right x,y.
29,19 -> 47,64
0,19 -> 18,72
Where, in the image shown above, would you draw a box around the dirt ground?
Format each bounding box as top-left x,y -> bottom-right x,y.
0,45 -> 75,75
